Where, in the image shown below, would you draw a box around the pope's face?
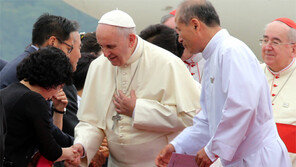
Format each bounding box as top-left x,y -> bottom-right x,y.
261,21 -> 295,71
96,24 -> 132,66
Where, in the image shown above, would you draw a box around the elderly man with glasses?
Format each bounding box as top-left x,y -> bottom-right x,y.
260,18 -> 296,166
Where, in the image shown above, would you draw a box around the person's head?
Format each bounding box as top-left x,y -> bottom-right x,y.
73,53 -> 97,91
140,24 -> 183,57
68,31 -> 82,71
17,46 -> 73,99
175,0 -> 220,54
80,32 -> 102,56
32,13 -> 79,56
261,18 -> 296,72
161,14 -> 176,29
96,10 -> 137,66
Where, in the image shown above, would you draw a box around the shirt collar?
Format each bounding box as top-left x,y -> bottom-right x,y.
31,44 -> 39,51
202,29 -> 229,60
268,58 -> 296,76
125,35 -> 142,65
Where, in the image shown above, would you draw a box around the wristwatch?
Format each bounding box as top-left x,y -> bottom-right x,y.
52,106 -> 66,115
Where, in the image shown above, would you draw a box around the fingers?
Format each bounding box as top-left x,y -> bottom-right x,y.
130,89 -> 137,99
155,145 -> 174,167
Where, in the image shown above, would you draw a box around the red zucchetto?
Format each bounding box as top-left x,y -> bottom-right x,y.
273,18 -> 296,29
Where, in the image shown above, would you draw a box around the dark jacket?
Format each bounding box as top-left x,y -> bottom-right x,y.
0,46 -> 75,146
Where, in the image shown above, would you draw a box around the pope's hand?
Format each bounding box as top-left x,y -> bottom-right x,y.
113,90 -> 136,117
195,148 -> 213,167
155,144 -> 175,167
65,144 -> 84,166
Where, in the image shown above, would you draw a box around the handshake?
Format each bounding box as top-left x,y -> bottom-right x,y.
60,143 -> 84,166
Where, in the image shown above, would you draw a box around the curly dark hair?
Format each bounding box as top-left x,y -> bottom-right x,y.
139,24 -> 183,57
73,52 -> 97,91
17,46 -> 73,89
80,32 -> 101,56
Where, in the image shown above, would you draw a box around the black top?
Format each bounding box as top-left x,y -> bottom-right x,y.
0,46 -> 79,139
1,83 -> 62,166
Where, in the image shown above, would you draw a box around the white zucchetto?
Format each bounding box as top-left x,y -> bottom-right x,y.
98,9 -> 136,28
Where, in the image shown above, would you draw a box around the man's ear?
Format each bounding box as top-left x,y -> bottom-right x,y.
291,43 -> 296,58
191,18 -> 201,31
47,36 -> 57,46
129,34 -> 137,48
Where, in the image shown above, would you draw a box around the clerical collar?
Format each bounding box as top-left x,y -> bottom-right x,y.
202,29 -> 229,60
267,58 -> 295,76
31,44 -> 39,51
124,36 -> 141,65
185,53 -> 203,65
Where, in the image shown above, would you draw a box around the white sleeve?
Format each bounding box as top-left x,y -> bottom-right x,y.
170,109 -> 211,155
132,99 -> 196,132
205,47 -> 262,161
74,121 -> 104,165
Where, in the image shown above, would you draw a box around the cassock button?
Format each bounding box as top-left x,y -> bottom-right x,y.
272,94 -> 276,97
214,155 -> 219,158
191,73 -> 195,75
275,76 -> 279,79
273,84 -> 277,87
272,103 -> 274,105
191,65 -> 195,67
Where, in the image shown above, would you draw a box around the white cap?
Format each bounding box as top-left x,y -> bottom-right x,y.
98,9 -> 136,28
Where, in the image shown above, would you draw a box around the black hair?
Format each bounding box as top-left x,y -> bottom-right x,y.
178,0 -> 220,27
73,52 -> 97,91
80,32 -> 101,56
17,46 -> 73,89
139,24 -> 183,57
32,13 -> 79,46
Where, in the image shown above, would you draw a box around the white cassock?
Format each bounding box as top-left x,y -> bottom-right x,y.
184,53 -> 206,83
170,29 -> 292,167
261,58 -> 296,166
74,36 -> 201,166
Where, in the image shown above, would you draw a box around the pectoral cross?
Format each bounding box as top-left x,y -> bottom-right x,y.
112,113 -> 121,130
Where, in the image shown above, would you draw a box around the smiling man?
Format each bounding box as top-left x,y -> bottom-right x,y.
70,9 -> 202,166
261,18 -> 296,166
155,1 -> 291,167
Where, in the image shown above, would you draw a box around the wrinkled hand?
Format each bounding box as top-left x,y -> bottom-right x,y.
65,144 -> 84,166
89,150 -> 107,167
90,137 -> 109,167
52,88 -> 68,111
195,148 -> 213,167
99,137 -> 109,158
155,144 -> 175,167
113,90 -> 136,117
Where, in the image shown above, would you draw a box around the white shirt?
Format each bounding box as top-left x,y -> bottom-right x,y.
74,37 -> 201,166
171,29 -> 291,166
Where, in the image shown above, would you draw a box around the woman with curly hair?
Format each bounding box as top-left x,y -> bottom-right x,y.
0,46 -> 78,166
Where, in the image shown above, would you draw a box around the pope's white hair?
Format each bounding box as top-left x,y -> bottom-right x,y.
116,26 -> 136,37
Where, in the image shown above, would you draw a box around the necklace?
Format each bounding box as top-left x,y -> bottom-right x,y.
112,56 -> 142,130
114,56 -> 142,95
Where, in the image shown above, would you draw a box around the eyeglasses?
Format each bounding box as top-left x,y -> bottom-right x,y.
56,38 -> 74,54
259,39 -> 294,47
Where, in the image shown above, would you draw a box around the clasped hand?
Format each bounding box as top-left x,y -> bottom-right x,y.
52,89 -> 68,111
113,90 -> 137,117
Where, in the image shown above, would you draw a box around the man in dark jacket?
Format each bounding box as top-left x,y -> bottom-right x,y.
0,13 -> 80,145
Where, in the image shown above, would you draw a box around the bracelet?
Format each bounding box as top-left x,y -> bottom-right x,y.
52,107 -> 66,115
